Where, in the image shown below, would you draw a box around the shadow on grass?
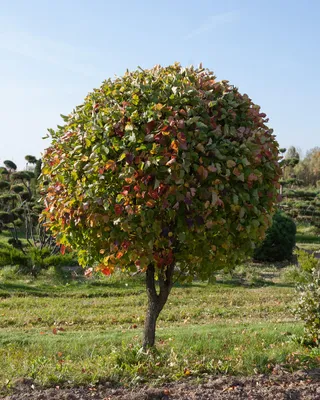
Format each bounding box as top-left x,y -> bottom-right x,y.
0,280 -> 145,298
214,278 -> 293,289
0,282 -> 42,292
296,234 -> 320,244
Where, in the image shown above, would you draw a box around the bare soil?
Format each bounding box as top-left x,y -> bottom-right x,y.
2,369 -> 320,400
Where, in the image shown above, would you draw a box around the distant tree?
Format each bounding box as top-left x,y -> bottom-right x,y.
3,160 -> 17,172
285,146 -> 300,162
41,64 -> 282,347
25,155 -> 38,165
0,157 -> 57,253
280,146 -> 301,189
295,147 -> 320,187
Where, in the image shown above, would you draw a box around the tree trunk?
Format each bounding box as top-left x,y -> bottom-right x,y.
143,263 -> 174,348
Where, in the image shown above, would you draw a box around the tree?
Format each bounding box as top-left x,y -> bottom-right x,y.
41,64 -> 282,347
280,146 -> 300,188
285,146 -> 300,162
294,147 -> 320,187
0,157 -> 58,256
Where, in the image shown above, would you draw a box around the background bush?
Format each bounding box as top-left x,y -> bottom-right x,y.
295,252 -> 320,346
253,211 -> 296,262
0,244 -> 79,276
0,245 -> 29,268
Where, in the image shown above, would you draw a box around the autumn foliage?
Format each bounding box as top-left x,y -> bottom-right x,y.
41,63 -> 281,279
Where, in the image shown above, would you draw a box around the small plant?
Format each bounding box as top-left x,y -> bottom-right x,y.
295,252 -> 320,346
253,211 -> 296,262
296,249 -> 319,274
0,265 -> 20,280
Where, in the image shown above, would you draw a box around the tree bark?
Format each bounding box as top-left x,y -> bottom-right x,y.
143,263 -> 174,348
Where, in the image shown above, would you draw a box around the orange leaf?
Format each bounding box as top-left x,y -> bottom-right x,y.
170,140 -> 179,152
146,200 -> 156,208
105,160 -> 117,172
116,251 -> 124,259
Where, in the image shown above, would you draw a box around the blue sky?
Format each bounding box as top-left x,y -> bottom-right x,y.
0,0 -> 319,168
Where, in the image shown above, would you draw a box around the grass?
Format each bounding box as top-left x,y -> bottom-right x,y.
1,265 -> 320,392
296,234 -> 320,244
296,243 -> 320,251
296,222 -> 320,248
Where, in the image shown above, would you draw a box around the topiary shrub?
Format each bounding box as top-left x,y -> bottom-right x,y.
253,211 -> 296,262
41,63 -> 282,347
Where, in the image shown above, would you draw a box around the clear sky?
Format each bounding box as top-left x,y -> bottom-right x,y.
0,0 -> 319,169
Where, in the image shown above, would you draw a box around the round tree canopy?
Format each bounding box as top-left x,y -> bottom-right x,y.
11,184 -> 25,194
11,171 -> 31,181
3,160 -> 17,171
25,155 -> 38,164
0,181 -> 10,190
0,168 -> 8,175
41,64 -> 281,278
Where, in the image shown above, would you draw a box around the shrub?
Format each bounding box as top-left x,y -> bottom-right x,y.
0,245 -> 29,267
43,253 -> 79,267
0,244 -> 78,277
295,252 -> 320,346
253,211 -> 296,262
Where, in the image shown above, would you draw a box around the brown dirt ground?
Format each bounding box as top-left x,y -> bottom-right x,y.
2,369 -> 320,400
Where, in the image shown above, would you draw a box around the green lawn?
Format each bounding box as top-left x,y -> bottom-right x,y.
1,267 -> 320,391
296,223 -> 320,247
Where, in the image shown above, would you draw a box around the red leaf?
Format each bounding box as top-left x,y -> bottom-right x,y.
161,125 -> 170,132
60,245 -> 66,255
146,121 -> 156,134
101,267 -> 112,276
177,132 -> 187,150
121,240 -> 131,250
114,204 -> 123,216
